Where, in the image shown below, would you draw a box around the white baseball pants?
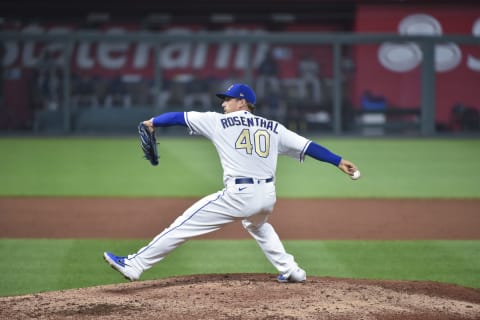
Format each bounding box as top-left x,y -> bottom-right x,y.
127,178 -> 300,276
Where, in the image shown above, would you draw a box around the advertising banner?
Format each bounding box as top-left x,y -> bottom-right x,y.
1,23 -> 337,129
354,5 -> 480,127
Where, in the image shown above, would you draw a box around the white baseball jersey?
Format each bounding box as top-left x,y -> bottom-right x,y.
185,110 -> 311,183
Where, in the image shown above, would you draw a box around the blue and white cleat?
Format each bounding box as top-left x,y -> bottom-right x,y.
103,252 -> 141,281
277,268 -> 306,283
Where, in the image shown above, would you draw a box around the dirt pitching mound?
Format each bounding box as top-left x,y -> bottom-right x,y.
1,274 -> 479,320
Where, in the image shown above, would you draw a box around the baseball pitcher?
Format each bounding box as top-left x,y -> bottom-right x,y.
104,83 -> 359,283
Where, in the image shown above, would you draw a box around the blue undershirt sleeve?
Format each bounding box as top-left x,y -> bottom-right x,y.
305,141 -> 342,166
152,112 -> 187,127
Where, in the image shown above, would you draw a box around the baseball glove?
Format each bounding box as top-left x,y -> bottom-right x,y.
138,122 -> 159,166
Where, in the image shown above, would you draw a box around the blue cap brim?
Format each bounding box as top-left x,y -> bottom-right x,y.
216,93 -> 233,100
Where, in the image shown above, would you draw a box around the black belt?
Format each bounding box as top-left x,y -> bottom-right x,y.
235,177 -> 274,184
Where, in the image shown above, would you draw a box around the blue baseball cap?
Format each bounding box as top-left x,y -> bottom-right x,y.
216,83 -> 256,104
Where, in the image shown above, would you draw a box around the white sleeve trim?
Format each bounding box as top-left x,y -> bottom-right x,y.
299,140 -> 312,162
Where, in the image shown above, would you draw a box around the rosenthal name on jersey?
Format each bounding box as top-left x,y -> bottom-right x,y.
220,115 -> 279,134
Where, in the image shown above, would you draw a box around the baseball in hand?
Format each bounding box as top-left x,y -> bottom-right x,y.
351,170 -> 361,180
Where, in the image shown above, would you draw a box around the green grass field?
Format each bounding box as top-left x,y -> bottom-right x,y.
1,239 -> 478,296
1,137 -> 479,296
1,137 -> 479,198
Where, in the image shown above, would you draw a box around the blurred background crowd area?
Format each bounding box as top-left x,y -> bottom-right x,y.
0,0 -> 479,135
16,44 -> 343,126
